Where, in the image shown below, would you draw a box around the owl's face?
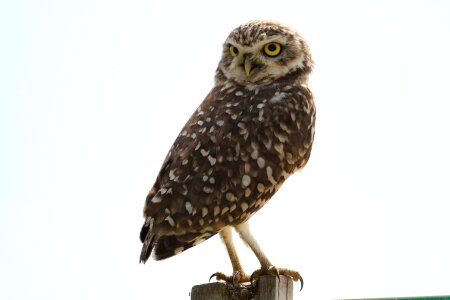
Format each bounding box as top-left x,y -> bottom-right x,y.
217,20 -> 313,86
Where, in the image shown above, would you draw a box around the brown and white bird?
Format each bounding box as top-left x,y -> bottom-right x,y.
140,20 -> 315,285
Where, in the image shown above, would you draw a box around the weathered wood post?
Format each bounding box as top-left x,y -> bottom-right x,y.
191,275 -> 294,300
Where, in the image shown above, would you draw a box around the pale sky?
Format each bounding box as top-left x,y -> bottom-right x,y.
1,1 -> 450,299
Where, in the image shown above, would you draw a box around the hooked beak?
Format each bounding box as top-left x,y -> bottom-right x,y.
244,57 -> 252,77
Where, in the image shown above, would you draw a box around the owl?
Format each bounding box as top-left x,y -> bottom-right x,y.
140,20 -> 315,287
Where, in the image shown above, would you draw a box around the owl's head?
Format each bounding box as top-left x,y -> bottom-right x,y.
216,20 -> 313,86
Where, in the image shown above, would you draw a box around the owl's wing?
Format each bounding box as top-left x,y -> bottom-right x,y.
140,86 -> 242,261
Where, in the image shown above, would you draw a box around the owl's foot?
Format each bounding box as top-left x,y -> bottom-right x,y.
210,270 -> 251,284
250,266 -> 304,290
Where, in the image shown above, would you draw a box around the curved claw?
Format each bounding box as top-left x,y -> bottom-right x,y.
209,273 -> 216,283
210,271 -> 251,284
250,266 -> 282,284
210,272 -> 230,283
249,272 -> 257,287
250,266 -> 303,291
249,269 -> 263,287
299,274 -> 304,291
267,266 -> 280,281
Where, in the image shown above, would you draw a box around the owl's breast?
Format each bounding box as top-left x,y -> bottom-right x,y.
240,83 -> 316,175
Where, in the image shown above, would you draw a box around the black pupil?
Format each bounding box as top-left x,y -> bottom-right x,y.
268,44 -> 277,52
232,47 -> 238,54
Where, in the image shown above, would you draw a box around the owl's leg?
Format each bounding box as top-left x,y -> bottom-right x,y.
211,226 -> 251,283
235,221 -> 303,288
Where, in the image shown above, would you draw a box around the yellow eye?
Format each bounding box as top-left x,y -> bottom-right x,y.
263,42 -> 282,57
229,45 -> 239,57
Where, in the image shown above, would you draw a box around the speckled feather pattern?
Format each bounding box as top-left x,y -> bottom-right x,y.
140,20 -> 315,263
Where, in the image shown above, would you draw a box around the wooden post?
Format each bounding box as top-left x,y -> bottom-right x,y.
191,275 -> 294,300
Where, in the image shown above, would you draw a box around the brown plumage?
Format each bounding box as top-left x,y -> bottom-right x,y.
140,20 -> 315,285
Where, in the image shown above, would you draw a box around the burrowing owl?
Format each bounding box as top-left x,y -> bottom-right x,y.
140,20 -> 315,286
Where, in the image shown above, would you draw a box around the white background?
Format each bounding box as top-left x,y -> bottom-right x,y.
1,1 -> 449,299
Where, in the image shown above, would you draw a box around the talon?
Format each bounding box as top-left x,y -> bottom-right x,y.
210,271 -> 230,282
211,270 -> 251,284
250,266 -> 303,290
267,266 -> 280,280
209,273 -> 217,283
249,272 -> 256,285
250,276 -> 258,288
250,269 -> 262,285
299,274 -> 304,291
